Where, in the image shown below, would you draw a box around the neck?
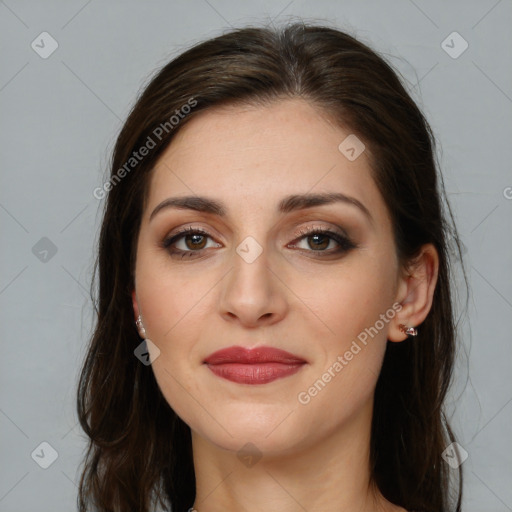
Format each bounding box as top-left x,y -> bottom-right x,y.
190,400 -> 402,512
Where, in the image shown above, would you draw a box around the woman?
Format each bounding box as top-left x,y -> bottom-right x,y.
77,23 -> 464,512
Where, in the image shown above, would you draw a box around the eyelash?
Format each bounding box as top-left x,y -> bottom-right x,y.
161,225 -> 357,259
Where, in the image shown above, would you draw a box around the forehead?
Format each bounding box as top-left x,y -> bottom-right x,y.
145,99 -> 388,226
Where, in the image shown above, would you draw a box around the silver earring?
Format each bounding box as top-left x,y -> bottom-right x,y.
399,324 -> 418,336
136,315 -> 146,338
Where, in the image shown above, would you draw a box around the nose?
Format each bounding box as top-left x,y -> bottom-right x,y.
218,245 -> 289,328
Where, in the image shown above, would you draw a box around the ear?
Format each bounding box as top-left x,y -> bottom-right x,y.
132,290 -> 147,338
388,243 -> 439,342
132,289 -> 140,320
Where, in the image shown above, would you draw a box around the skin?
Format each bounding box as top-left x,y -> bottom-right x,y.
132,99 -> 439,512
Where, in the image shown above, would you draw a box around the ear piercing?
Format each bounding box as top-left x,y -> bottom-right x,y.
399,324 -> 418,336
135,315 -> 146,338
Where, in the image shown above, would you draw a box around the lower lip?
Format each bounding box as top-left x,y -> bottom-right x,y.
206,362 -> 305,384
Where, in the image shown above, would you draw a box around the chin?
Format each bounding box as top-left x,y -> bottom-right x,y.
190,401 -> 306,456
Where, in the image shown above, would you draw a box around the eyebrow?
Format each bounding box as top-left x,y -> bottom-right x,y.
149,192 -> 372,223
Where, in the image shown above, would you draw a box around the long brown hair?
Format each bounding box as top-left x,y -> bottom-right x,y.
77,23 -> 464,511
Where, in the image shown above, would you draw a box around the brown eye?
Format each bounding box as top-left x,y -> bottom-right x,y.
162,227 -> 222,258
306,233 -> 330,251
289,227 -> 357,256
184,233 -> 207,250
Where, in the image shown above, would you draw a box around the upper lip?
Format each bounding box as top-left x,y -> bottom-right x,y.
204,346 -> 306,365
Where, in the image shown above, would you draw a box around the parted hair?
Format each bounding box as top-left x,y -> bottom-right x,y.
77,23 -> 463,512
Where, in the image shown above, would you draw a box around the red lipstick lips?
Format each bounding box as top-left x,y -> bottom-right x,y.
204,346 -> 306,384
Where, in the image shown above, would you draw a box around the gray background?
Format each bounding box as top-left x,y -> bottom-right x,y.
1,1 -> 511,510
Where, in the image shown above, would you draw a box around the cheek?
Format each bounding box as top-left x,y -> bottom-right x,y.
135,251 -> 217,421
292,254 -> 397,345
136,249 -> 216,343
292,277 -> 393,437
293,255 -> 396,403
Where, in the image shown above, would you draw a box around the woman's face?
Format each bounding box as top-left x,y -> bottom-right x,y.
134,99 -> 404,456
